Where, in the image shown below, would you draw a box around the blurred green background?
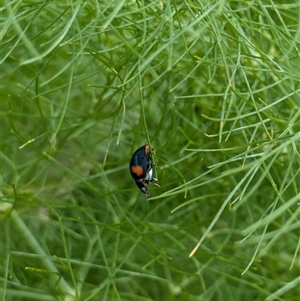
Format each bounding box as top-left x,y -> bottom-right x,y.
1,1 -> 300,300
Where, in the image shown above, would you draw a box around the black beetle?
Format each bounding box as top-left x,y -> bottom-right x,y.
129,144 -> 159,196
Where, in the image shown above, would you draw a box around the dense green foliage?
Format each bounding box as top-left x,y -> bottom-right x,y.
1,1 -> 300,300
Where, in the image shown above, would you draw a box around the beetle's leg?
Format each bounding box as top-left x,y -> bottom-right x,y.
152,178 -> 160,187
150,149 -> 156,156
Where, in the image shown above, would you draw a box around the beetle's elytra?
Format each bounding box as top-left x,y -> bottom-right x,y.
129,144 -> 159,196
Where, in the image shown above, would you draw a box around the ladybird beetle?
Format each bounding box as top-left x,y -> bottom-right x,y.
129,144 -> 159,196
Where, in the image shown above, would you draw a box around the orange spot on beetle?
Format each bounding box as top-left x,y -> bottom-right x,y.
131,165 -> 144,177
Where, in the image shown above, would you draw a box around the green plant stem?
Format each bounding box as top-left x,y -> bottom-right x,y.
10,210 -> 76,300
